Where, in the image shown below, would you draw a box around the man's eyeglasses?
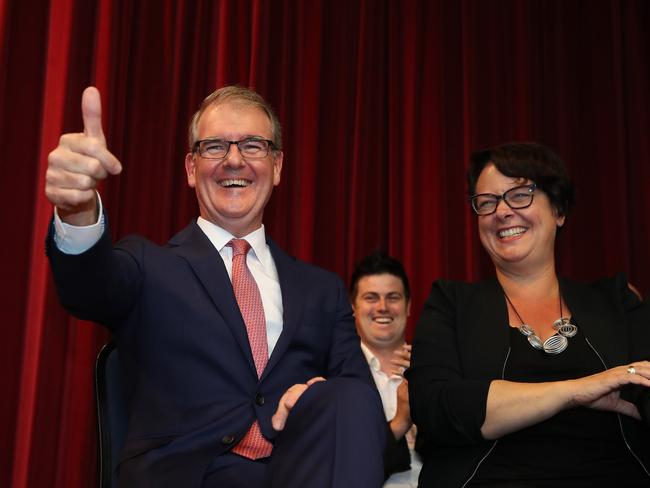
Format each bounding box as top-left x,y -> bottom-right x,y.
469,184 -> 537,215
193,137 -> 275,160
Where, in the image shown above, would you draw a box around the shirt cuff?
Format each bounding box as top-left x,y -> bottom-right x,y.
53,192 -> 105,254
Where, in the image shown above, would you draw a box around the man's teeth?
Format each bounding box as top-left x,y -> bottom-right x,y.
374,317 -> 392,324
499,227 -> 527,238
220,179 -> 250,187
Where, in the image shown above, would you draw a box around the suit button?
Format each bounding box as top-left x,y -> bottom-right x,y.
255,393 -> 265,406
221,435 -> 235,445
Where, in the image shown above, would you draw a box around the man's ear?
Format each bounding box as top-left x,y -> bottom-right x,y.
272,151 -> 283,186
185,153 -> 196,188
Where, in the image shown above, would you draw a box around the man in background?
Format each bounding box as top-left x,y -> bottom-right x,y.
350,251 -> 419,481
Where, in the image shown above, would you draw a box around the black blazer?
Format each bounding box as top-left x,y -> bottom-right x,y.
47,218 -> 375,487
407,274 -> 650,487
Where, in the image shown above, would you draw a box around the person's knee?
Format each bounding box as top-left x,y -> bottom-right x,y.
306,377 -> 381,410
287,377 -> 383,424
272,378 -> 386,487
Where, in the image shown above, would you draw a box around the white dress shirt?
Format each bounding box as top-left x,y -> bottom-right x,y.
53,194 -> 106,254
53,197 -> 284,354
360,342 -> 403,422
196,216 -> 283,353
361,344 -> 422,488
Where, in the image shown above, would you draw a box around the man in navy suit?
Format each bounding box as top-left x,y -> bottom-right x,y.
45,86 -> 385,487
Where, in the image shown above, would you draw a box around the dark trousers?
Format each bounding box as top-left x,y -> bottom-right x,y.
203,378 -> 386,488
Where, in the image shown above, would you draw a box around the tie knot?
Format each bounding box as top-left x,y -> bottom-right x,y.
229,238 -> 251,257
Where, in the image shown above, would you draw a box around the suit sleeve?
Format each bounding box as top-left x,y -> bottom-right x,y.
46,216 -> 142,328
383,424 -> 411,478
406,280 -> 490,446
324,275 -> 375,386
616,274 -> 650,425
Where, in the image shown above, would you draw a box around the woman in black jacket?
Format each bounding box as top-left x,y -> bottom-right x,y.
407,142 -> 650,487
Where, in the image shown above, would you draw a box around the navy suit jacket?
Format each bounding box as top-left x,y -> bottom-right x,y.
47,218 -> 374,487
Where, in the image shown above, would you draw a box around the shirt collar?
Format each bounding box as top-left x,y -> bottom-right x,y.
360,342 -> 381,372
196,217 -> 272,269
360,341 -> 405,380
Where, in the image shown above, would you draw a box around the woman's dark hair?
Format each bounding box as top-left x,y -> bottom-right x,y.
467,142 -> 575,217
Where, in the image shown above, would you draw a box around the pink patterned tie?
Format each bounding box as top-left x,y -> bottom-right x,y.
228,239 -> 273,459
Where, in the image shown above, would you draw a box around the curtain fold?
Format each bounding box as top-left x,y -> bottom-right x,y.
2,1 -> 648,486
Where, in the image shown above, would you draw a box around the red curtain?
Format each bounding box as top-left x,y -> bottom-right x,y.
2,0 -> 648,486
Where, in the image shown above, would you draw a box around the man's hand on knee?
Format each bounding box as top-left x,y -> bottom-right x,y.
271,377 -> 326,431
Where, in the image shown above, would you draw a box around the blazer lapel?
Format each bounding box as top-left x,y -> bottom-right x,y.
170,221 -> 257,376
260,239 -> 302,382
560,277 -> 627,368
462,278 -> 511,380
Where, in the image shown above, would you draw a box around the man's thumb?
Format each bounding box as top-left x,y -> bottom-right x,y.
82,86 -> 105,140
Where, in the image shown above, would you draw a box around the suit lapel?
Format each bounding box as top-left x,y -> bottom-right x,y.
560,278 -> 627,367
260,239 -> 302,382
170,221 -> 257,376
463,278 -> 511,380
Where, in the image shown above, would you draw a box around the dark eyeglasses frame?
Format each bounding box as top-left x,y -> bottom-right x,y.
192,137 -> 276,160
469,183 -> 537,215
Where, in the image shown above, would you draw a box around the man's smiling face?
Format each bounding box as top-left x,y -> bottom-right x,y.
353,273 -> 410,351
185,101 -> 283,237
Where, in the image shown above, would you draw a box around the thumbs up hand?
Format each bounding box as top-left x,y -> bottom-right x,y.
46,87 -> 122,226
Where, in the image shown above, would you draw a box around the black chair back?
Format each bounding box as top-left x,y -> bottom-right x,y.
95,341 -> 128,488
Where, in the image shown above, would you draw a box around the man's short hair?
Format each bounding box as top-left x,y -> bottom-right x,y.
187,85 -> 283,151
349,251 -> 411,302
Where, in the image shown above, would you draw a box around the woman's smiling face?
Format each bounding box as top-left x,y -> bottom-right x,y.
475,163 -> 565,273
